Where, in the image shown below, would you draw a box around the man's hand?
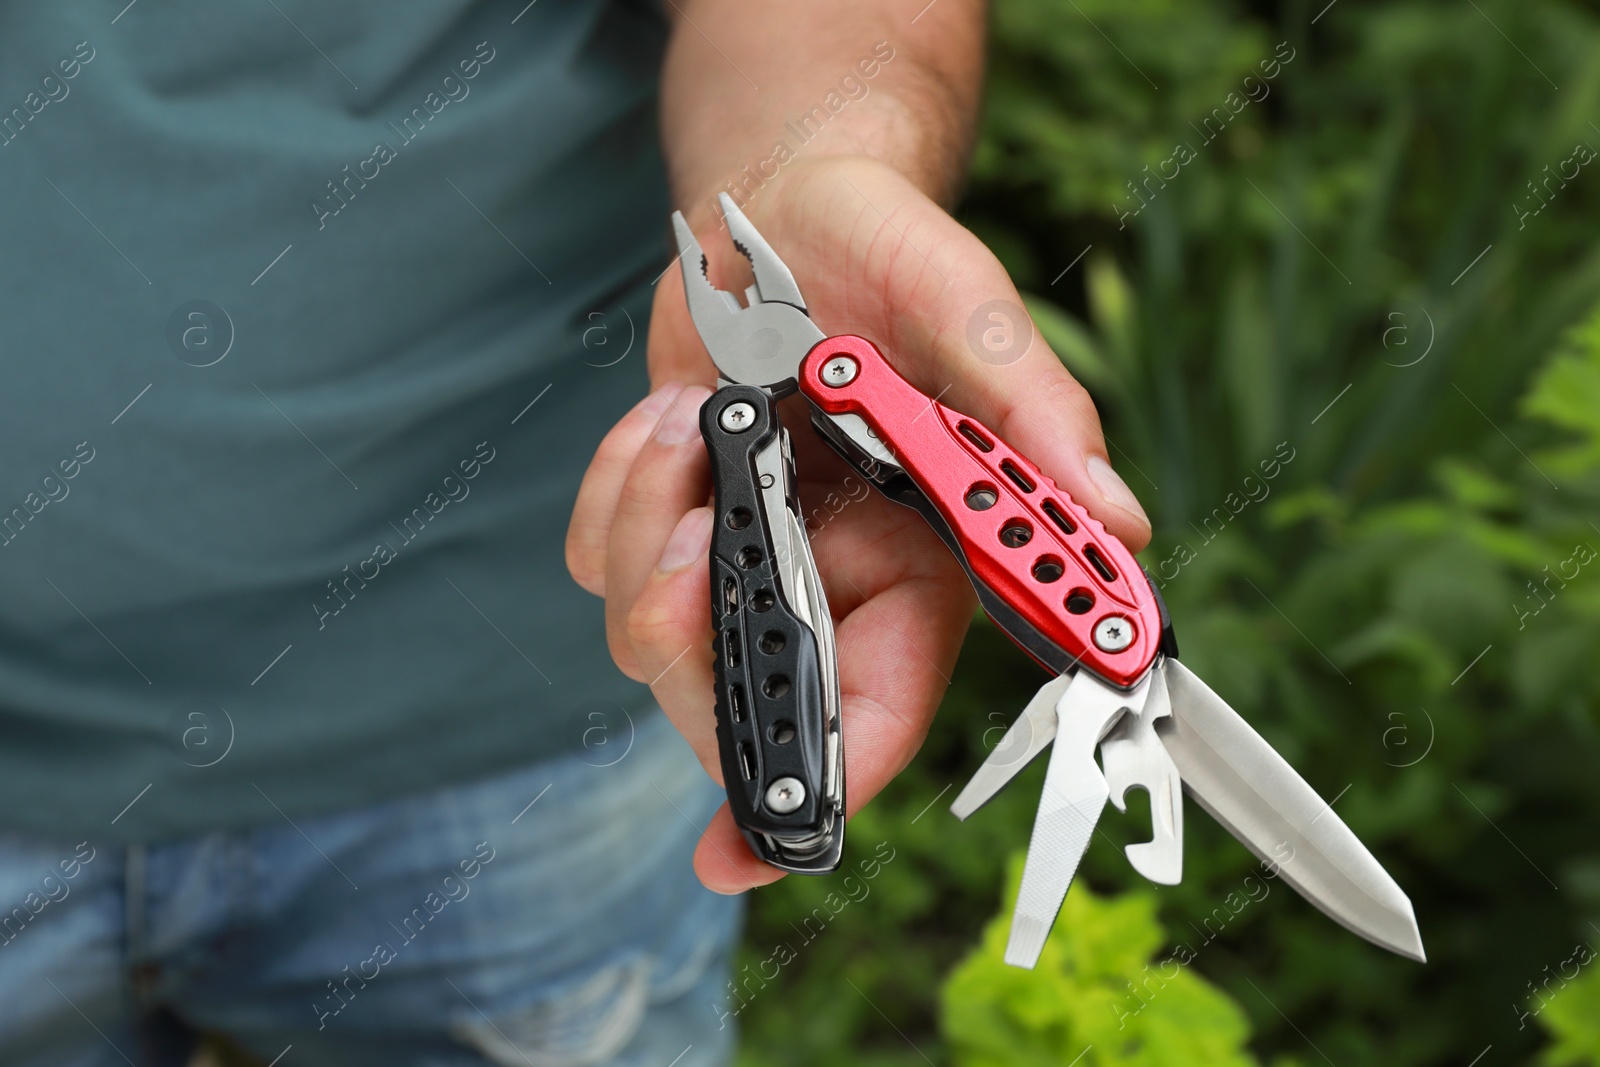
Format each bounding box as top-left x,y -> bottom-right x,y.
567,2 -> 1149,892
566,152 -> 1151,893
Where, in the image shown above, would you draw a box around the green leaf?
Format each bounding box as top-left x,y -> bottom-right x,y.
1522,303 -> 1600,477
942,855 -> 1259,1067
1538,950 -> 1600,1065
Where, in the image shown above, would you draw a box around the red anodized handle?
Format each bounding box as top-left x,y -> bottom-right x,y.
799,334 -> 1161,690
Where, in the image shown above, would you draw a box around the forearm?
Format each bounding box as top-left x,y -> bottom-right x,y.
660,0 -> 986,223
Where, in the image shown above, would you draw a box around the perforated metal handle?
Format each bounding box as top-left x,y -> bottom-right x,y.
799,335 -> 1162,689
701,386 -> 841,872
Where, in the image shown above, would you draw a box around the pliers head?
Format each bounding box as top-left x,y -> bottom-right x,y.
672,194 -> 825,394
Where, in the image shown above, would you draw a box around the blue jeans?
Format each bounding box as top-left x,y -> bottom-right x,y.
0,710 -> 743,1066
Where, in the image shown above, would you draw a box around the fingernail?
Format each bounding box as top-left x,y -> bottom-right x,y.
658,508 -> 713,572
1087,455 -> 1149,527
635,382 -> 686,423
653,386 -> 711,446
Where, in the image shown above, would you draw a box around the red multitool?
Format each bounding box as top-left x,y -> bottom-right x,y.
674,195 -> 1423,969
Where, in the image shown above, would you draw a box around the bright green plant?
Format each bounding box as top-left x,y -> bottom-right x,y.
1539,961 -> 1600,1066
942,857 -> 1261,1067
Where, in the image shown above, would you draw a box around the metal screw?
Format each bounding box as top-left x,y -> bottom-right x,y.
719,401 -> 756,433
765,776 -> 806,813
1093,616 -> 1134,653
820,355 -> 858,387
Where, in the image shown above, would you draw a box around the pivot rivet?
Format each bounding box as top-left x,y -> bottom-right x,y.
765,776 -> 806,813
719,401 -> 757,433
1093,616 -> 1134,653
820,356 -> 858,387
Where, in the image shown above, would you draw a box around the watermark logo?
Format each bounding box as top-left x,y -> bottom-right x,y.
576,701 -> 636,769
167,701 -> 235,768
966,299 -> 1033,367
1380,305 -> 1434,368
1380,707 -> 1434,768
581,307 -> 635,368
166,300 -> 233,367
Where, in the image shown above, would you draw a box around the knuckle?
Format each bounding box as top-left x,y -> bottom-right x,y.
605,612 -> 645,682
1038,366 -> 1100,427
624,587 -> 679,656
564,525 -> 605,597
1001,366 -> 1102,445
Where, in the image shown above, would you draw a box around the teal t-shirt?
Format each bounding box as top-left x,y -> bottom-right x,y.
0,1 -> 668,839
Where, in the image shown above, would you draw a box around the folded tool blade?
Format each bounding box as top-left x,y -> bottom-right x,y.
1101,667 -> 1183,885
1005,669 -> 1151,968
1158,658 -> 1426,962
950,672 -> 1070,821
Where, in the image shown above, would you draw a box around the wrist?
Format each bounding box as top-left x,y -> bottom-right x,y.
665,37 -> 983,227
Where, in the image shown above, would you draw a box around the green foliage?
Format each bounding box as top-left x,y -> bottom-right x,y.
942,858 -> 1259,1067
1523,305 -> 1600,479
737,1 -> 1600,1064
1539,957 -> 1600,1066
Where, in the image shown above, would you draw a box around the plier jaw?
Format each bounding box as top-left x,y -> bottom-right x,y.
672,194 -> 824,394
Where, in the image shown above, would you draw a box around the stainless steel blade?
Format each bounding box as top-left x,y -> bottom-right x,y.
949,672 -> 1069,821
1006,670 -> 1151,968
1158,658 -> 1426,962
785,505 -> 842,806
1101,666 -> 1183,885
760,425 -> 844,816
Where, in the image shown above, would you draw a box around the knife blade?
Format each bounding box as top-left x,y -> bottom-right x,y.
1157,658 -> 1425,962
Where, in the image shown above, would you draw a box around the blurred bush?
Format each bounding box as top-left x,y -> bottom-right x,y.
735,0 -> 1600,1065
942,858 -> 1262,1067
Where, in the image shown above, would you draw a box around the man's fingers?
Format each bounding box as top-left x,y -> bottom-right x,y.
694,569 -> 970,894
990,371 -> 1151,551
800,477 -> 962,617
628,506 -> 722,782
828,576 -> 970,785
603,385 -> 714,679
567,382 -> 688,597
771,158 -> 1153,550
694,805 -> 786,894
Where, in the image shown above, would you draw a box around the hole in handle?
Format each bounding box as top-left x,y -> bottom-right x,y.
958,421 -> 995,453
1042,499 -> 1077,535
999,521 -> 1033,548
1000,460 -> 1035,494
965,483 -> 998,511
1084,545 -> 1117,582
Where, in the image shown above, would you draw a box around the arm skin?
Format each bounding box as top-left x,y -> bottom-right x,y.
659,0 -> 987,220
566,0 -> 1152,892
